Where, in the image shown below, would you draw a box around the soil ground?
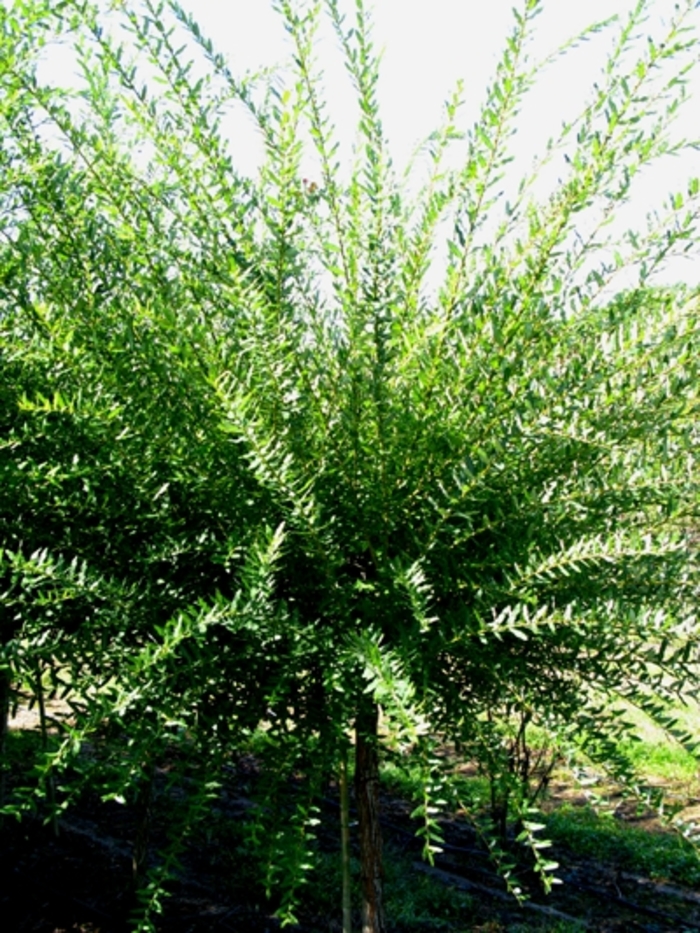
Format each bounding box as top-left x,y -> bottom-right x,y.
2,705 -> 700,932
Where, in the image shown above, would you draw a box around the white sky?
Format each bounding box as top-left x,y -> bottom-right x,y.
183,0 -> 700,284
183,0 -> 699,161
40,0 -> 700,284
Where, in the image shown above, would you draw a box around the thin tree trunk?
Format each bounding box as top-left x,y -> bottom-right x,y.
340,745 -> 352,933
35,659 -> 58,837
355,701 -> 385,933
0,666 -> 10,811
132,765 -> 155,885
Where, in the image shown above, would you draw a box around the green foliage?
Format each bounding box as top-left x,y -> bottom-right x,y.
1,0 -> 699,925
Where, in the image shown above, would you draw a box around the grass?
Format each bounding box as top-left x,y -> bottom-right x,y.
614,701 -> 700,781
351,847 -> 475,931
6,710 -> 700,931
544,803 -> 700,887
381,755 -> 493,812
213,811 -> 476,932
621,736 -> 698,783
379,726 -> 700,928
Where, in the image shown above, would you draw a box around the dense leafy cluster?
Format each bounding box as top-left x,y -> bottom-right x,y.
1,0 -> 699,928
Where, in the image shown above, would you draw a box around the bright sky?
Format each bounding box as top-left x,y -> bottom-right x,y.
40,0 -> 700,284
183,0 -> 700,284
182,1 -> 699,159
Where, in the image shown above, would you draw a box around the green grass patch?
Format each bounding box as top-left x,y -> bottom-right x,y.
311,845 -> 477,931
212,808 -> 475,931
606,698 -> 700,783
381,757 -> 492,812
380,757 -> 427,801
506,923 -> 583,933
545,804 -> 700,887
620,738 -> 698,784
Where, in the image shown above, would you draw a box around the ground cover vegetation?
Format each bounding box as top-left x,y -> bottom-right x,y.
1,0 -> 699,930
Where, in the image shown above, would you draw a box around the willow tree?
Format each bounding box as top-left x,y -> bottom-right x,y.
1,0 -> 699,930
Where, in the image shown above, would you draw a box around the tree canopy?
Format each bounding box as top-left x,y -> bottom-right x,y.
1,1 -> 699,929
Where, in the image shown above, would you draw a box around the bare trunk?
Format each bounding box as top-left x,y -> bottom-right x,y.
35,659 -> 59,836
355,701 -> 385,933
0,666 -> 9,810
132,765 -> 155,884
340,746 -> 352,933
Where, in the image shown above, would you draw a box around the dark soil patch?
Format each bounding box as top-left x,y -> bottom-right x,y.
2,733 -> 700,932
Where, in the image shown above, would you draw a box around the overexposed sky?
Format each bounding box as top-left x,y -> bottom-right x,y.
183,0 -> 700,283
39,0 -> 700,283
184,0 -> 699,166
